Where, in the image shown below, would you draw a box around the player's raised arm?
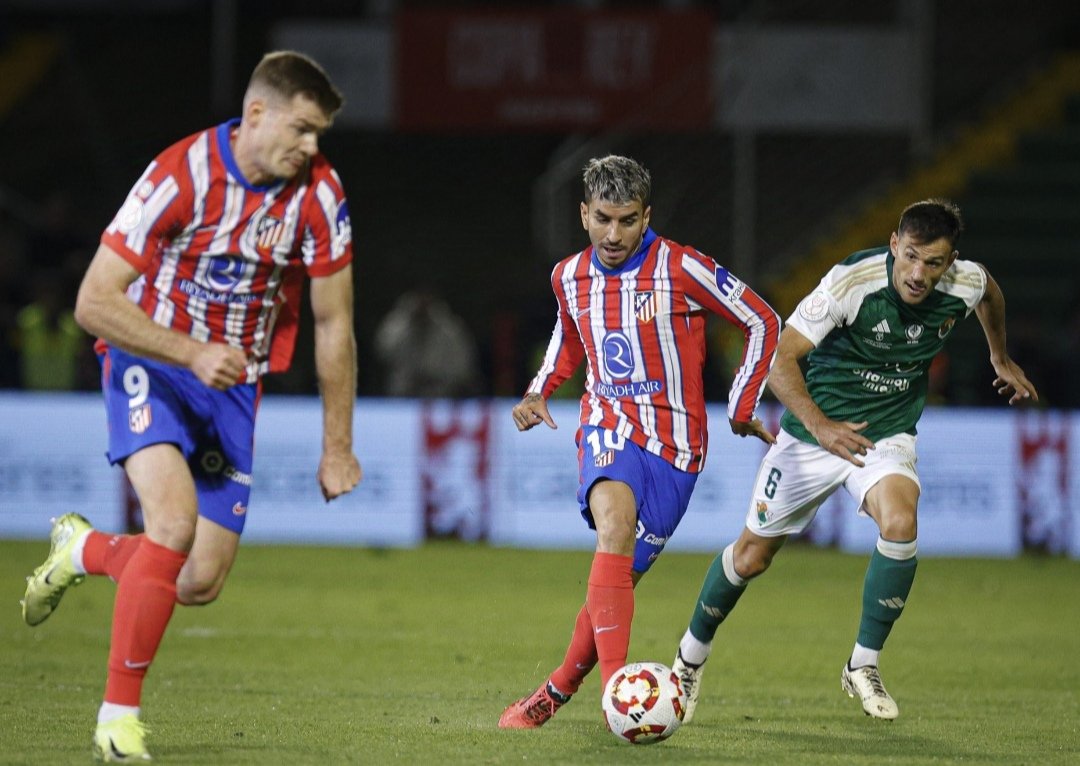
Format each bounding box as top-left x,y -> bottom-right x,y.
767,326 -> 874,466
75,243 -> 246,390
310,265 -> 362,500
678,254 -> 780,444
973,264 -> 1039,405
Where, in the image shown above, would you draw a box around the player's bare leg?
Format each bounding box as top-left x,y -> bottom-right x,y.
843,475 -> 919,720
675,529 -> 785,722
177,515 -> 240,606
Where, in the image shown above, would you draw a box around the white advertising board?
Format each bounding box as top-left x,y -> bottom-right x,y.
1,394 -> 1074,559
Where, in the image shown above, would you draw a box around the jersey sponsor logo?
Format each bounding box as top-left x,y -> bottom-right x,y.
180,254 -> 258,304
223,465 -> 253,486
634,520 -> 667,546
334,199 -> 353,252
799,290 -> 830,322
715,266 -> 745,302
872,319 -> 891,340
255,216 -> 285,253
178,279 -> 259,305
601,331 -> 635,378
938,316 -> 956,339
595,379 -> 664,398
905,324 -> 924,342
205,255 -> 246,291
634,291 -> 656,323
128,403 -> 152,434
852,368 -> 910,394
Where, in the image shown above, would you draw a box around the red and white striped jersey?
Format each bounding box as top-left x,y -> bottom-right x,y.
100,119 -> 353,382
528,229 -> 780,473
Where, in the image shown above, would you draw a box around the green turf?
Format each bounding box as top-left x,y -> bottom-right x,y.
1,539 -> 1078,764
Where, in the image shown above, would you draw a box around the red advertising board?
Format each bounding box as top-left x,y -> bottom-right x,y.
397,9 -> 712,130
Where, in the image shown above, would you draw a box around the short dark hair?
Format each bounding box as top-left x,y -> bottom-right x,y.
897,198 -> 964,248
582,155 -> 651,207
247,50 -> 344,117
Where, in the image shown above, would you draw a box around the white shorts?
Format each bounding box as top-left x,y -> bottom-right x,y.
745,429 -> 921,537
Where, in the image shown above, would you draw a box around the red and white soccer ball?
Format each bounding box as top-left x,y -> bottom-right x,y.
601,662 -> 687,745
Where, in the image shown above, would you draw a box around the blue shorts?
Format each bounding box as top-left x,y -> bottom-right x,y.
576,426 -> 698,573
100,347 -> 259,534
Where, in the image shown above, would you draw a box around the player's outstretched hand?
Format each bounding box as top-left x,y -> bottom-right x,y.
318,451 -> 362,502
991,356 -> 1039,405
512,392 -> 557,432
191,343 -> 248,390
729,417 -> 776,445
810,419 -> 875,467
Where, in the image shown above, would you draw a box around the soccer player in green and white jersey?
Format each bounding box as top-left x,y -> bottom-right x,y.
671,199 -> 1038,721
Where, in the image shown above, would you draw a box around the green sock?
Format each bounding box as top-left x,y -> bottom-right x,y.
857,541 -> 918,651
688,543 -> 747,643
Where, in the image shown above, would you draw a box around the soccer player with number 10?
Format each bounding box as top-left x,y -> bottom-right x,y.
499,155 -> 780,729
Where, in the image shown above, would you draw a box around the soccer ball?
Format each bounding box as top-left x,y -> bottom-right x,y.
601,661 -> 686,744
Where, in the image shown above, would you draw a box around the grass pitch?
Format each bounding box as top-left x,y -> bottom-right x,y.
1,539 -> 1077,764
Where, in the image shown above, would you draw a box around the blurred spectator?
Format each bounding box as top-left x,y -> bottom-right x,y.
375,289 -> 481,397
12,269 -> 85,390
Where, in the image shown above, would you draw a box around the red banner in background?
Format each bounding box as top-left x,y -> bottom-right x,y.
397,9 -> 712,131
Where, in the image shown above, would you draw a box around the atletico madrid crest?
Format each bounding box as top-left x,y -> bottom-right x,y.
255,216 -> 285,253
128,404 -> 152,434
634,291 -> 656,323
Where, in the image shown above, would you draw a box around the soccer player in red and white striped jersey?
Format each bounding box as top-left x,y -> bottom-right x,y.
499,155 -> 781,729
21,51 -> 361,761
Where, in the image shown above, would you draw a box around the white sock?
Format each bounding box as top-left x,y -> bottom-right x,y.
71,529 -> 91,575
679,628 -> 711,666
849,642 -> 880,669
97,702 -> 140,724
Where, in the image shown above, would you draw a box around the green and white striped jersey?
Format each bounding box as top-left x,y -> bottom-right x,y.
782,246 -> 986,444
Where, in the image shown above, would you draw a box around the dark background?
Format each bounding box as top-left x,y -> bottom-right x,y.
2,0 -> 1078,404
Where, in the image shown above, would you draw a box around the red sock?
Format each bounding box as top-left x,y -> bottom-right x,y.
548,604 -> 597,696
586,551 -> 635,687
104,538 -> 188,707
83,531 -> 144,581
